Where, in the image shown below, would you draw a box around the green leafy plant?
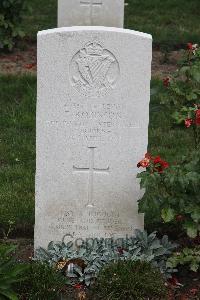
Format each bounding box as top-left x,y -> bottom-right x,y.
0,0 -> 28,51
167,246 -> 200,272
161,44 -> 200,149
138,151 -> 200,238
0,244 -> 28,300
17,262 -> 68,300
91,260 -> 167,300
35,230 -> 176,287
1,219 -> 15,240
138,44 -> 200,238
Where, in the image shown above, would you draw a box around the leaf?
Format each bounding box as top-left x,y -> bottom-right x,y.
161,207 -> 175,223
191,67 -> 200,82
17,30 -> 25,38
179,66 -> 190,75
190,262 -> 199,272
184,222 -> 198,238
191,208 -> 200,222
73,265 -> 83,276
186,92 -> 198,101
84,274 -> 92,286
0,289 -> 18,300
150,87 -> 158,96
150,240 -> 161,250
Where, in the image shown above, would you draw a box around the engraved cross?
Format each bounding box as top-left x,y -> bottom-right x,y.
73,147 -> 109,208
80,0 -> 103,24
80,0 -> 103,7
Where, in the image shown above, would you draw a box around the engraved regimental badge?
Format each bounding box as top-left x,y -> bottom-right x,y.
70,41 -> 120,97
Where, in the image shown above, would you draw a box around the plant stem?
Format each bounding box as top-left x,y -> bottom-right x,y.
192,125 -> 198,149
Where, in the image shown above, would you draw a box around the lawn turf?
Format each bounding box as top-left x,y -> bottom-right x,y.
0,75 -> 36,236
125,0 -> 200,47
21,0 -> 200,47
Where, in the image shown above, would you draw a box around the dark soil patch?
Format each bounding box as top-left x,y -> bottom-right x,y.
168,270 -> 200,300
0,43 -> 36,75
0,238 -> 34,262
152,50 -> 181,77
0,43 -> 180,77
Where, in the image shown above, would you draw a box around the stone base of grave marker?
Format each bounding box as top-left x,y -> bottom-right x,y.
35,27 -> 152,250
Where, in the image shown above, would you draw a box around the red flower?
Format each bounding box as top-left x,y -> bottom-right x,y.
176,215 -> 184,222
187,43 -> 199,54
163,77 -> 170,87
185,118 -> 193,128
74,283 -> 84,289
153,156 -> 169,173
195,109 -> 200,126
153,156 -> 162,164
189,288 -> 198,295
145,153 -> 152,159
137,153 -> 151,168
24,63 -> 36,69
137,153 -> 169,173
187,43 -> 193,50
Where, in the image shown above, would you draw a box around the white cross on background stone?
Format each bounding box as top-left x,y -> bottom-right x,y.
73,147 -> 109,208
80,0 -> 103,24
80,0 -> 103,7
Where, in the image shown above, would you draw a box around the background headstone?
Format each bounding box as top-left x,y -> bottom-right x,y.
58,0 -> 124,28
35,27 -> 152,249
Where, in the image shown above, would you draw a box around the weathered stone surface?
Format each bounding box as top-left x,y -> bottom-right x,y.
35,27 -> 152,249
58,0 -> 124,28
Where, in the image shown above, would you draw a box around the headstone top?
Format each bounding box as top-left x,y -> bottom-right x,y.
38,26 -> 152,40
58,0 -> 125,28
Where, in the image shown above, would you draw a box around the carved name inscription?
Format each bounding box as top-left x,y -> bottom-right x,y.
46,102 -> 142,144
65,102 -> 122,143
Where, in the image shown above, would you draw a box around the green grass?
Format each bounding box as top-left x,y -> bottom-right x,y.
0,75 -> 36,236
125,0 -> 200,46
21,0 -> 200,46
0,75 -> 195,235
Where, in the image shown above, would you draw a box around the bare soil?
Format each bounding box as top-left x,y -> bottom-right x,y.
0,43 -> 36,75
0,238 -> 34,262
0,43 -> 181,77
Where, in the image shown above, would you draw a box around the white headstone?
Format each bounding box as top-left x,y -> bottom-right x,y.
35,27 -> 152,249
58,0 -> 124,28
